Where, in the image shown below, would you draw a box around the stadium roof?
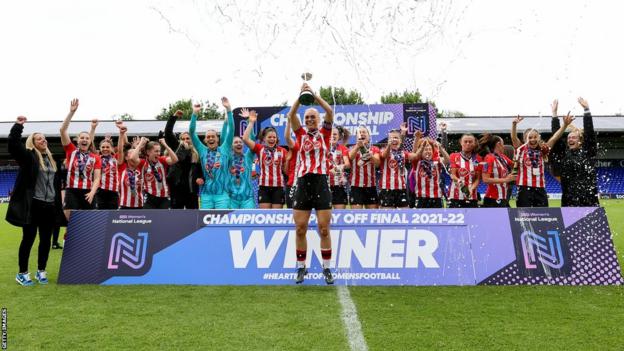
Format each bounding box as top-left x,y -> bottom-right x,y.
1,115 -> 621,138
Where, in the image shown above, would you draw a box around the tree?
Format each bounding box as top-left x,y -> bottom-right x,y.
380,90 -> 423,104
380,90 -> 465,118
319,86 -> 365,105
119,113 -> 134,121
156,99 -> 222,120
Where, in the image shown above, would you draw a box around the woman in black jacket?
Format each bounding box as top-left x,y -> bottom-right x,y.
164,110 -> 203,209
550,97 -> 599,207
7,116 -> 66,286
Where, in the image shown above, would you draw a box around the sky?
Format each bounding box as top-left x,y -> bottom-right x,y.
0,0 -> 622,121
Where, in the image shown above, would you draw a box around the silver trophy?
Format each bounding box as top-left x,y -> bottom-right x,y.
299,72 -> 315,106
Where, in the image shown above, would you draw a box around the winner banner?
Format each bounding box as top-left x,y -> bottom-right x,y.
58,208 -> 623,286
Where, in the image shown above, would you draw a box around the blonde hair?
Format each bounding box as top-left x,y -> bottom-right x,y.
179,132 -> 199,163
567,125 -> 584,144
26,133 -> 57,172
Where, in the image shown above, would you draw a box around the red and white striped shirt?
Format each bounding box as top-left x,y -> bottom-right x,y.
64,143 -> 102,190
118,160 -> 146,208
413,158 -> 442,198
142,156 -> 170,198
380,149 -> 409,190
483,153 -> 512,200
351,145 -> 380,188
99,154 -> 118,192
448,152 -> 482,201
515,144 -> 549,188
253,144 -> 286,187
329,144 -> 349,187
295,125 -> 332,177
287,142 -> 300,187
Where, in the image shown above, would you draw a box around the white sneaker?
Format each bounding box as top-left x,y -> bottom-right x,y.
36,270 -> 49,284
16,272 -> 34,286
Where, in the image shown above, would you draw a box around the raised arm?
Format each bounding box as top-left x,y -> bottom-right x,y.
284,116 -> 295,149
114,120 -> 129,146
412,130 -> 423,153
116,125 -> 127,164
8,117 -> 31,165
130,137 -> 148,164
165,110 -> 182,150
310,84 -> 334,124
60,99 -> 79,146
550,99 -> 565,165
287,88 -> 302,132
511,115 -> 523,149
438,122 -> 448,150
89,118 -> 98,151
412,141 -> 425,161
160,138 -> 178,165
189,104 -> 207,154
437,142 -> 451,165
242,109 -> 258,150
578,97 -> 596,158
221,97 -> 234,148
547,113 -> 575,149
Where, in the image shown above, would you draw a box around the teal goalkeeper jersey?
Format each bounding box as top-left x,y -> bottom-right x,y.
189,111 -> 234,196
227,150 -> 255,202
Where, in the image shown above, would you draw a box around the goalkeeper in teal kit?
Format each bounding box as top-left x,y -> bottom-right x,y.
189,97 -> 234,209
227,108 -> 257,209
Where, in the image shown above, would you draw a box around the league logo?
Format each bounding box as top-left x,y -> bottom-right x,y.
107,232 -> 149,270
239,119 -> 248,137
406,115 -> 426,135
520,230 -> 564,269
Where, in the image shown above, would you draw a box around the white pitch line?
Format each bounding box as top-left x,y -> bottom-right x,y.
337,286 -> 369,351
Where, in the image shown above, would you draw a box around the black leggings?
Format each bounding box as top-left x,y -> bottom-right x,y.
52,225 -> 61,244
19,199 -> 55,273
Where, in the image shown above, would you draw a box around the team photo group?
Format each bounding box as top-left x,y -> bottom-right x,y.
6,82 -> 598,286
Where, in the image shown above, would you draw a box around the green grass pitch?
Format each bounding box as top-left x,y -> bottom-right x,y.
1,201 -> 624,350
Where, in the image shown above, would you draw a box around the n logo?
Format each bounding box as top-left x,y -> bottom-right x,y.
520,230 -> 564,269
239,119 -> 259,138
108,232 -> 149,270
406,115 -> 426,135
239,120 -> 248,137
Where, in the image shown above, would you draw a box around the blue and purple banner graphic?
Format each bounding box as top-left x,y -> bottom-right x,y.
232,103 -> 437,145
58,208 -> 623,286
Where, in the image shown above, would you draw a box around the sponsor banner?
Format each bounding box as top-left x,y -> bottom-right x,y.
58,208 -> 623,286
596,159 -> 624,168
232,103 -> 436,145
600,194 -> 624,199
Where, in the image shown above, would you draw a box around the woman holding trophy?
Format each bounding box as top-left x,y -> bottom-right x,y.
287,76 -> 335,285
